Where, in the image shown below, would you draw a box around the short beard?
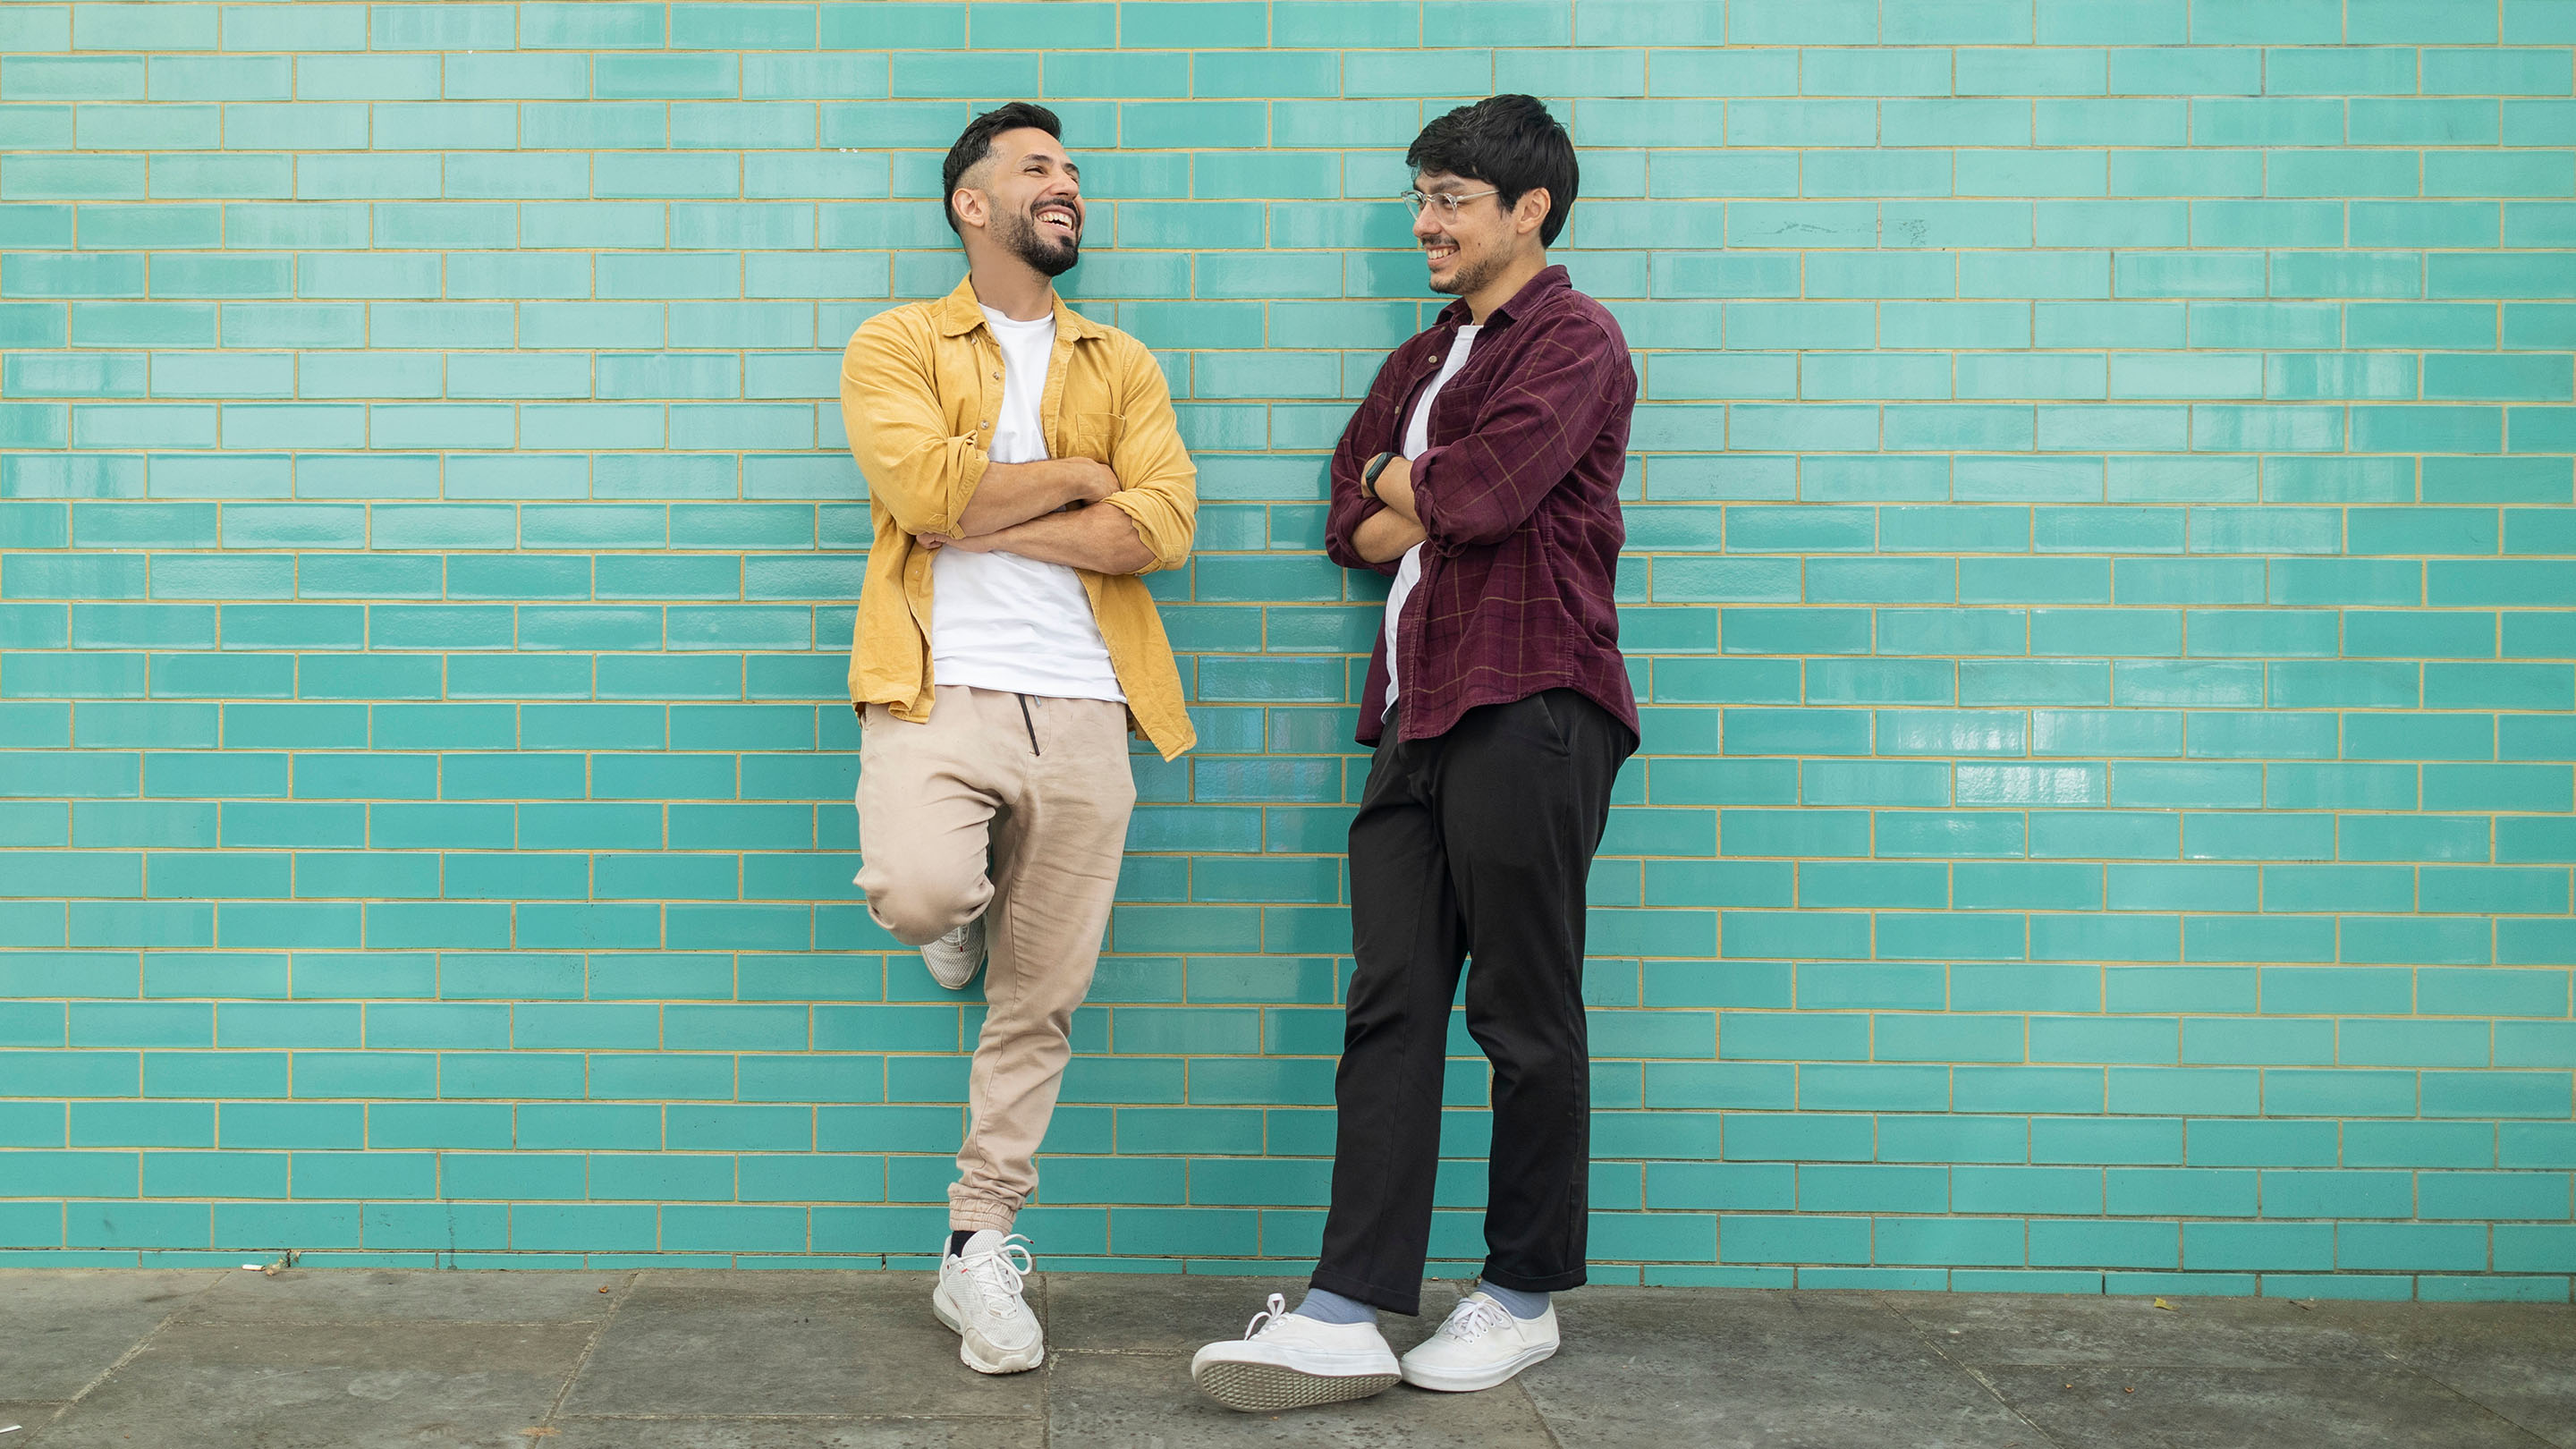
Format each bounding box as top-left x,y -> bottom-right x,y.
995,204 -> 1079,278
1428,242 -> 1505,298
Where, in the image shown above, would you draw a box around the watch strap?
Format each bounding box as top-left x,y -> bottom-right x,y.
1360,450 -> 1395,501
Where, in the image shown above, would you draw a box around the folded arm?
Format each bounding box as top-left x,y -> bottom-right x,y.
955,457 -> 1120,537
1348,454 -> 1426,563
916,336 -> 1195,579
843,316 -> 1130,539
919,501 -> 1153,573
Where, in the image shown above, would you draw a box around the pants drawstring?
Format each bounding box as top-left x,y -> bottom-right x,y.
1017,693 -> 1041,756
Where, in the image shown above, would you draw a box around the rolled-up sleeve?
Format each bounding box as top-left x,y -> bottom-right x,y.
839,314 -> 987,538
1410,312 -> 1627,553
1095,338 -> 1198,573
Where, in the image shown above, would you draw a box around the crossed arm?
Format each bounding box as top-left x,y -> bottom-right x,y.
843,322 -> 1189,578
917,457 -> 1156,574
1348,454 -> 1428,564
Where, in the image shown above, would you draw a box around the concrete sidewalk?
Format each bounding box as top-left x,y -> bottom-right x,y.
3,1268 -> 2572,1447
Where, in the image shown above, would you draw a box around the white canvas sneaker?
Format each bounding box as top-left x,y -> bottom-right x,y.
1191,1292 -> 1402,1412
1398,1291 -> 1559,1392
932,1230 -> 1044,1374
920,917 -> 986,989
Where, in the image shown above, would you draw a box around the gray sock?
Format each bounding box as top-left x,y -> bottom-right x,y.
1290,1286 -> 1377,1325
1474,1280 -> 1549,1320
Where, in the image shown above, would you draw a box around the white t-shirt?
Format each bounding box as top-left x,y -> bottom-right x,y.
1382,323 -> 1480,712
928,305 -> 1124,702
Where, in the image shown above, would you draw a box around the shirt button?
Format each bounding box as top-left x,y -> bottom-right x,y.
991,371 -> 1002,379
980,420 -> 991,428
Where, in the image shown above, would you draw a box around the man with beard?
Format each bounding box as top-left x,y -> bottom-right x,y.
1191,95 -> 1638,1412
839,100 -> 1197,1375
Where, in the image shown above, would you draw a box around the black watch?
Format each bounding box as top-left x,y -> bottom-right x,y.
1360,451 -> 1396,502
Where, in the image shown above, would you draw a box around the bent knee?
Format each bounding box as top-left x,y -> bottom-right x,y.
859,867 -> 987,947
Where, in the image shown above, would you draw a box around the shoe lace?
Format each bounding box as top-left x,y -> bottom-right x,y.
1441,1294 -> 1513,1343
956,1233 -> 1033,1315
1242,1292 -> 1290,1340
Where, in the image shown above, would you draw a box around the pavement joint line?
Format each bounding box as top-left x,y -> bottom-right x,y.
2351,1336 -> 2566,1449
533,1267 -> 642,1435
1873,1291 -> 2077,1449
1513,1373 -> 1570,1449
30,1270 -> 231,1442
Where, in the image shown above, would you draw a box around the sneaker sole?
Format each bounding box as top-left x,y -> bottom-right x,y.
933,1284 -> 1043,1375
1193,1360 -> 1399,1413
1400,1341 -> 1556,1394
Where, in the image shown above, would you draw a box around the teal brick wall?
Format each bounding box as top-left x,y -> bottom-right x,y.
2,1 -> 2573,1301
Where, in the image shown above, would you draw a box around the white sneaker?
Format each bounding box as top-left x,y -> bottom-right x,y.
1398,1291 -> 1558,1392
920,917 -> 986,989
1191,1292 -> 1401,1412
932,1230 -> 1043,1374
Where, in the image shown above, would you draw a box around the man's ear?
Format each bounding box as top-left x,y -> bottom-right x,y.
952,186 -> 987,233
1515,187 -> 1552,240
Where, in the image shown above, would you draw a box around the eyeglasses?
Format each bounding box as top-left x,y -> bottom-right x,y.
1399,187 -> 1497,220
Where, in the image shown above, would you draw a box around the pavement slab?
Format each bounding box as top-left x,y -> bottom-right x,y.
1887,1291 -> 2397,1368
1519,1288 -> 2045,1449
2300,1301 -> 2576,1448
0,1404 -> 67,1441
1982,1364 -> 2558,1449
11,1269 -> 2576,1447
183,1267 -> 631,1326
0,1269 -> 223,1402
543,1419 -> 1037,1448
558,1270 -> 1046,1420
24,1319 -> 594,1449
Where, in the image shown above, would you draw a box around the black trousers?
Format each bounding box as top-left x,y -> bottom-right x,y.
1310,690 -> 1631,1316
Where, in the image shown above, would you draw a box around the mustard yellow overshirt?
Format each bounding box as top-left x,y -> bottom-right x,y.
838,275 -> 1198,759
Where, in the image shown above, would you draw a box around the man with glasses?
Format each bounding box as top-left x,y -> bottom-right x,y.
841,101 -> 1197,1375
1191,95 -> 1639,1411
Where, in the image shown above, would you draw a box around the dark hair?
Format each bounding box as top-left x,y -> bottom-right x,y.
941,101 -> 1063,234
1405,95 -> 1578,247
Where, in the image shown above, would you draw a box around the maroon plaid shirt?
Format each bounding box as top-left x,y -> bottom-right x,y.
1326,265 -> 1639,747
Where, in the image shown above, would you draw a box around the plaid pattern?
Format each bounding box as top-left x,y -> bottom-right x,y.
1326,266 -> 1640,747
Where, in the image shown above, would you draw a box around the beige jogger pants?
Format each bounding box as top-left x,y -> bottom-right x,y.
853,684 -> 1136,1234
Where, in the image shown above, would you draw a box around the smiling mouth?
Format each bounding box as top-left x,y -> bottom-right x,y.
1425,242 -> 1457,265
1036,202 -> 1080,237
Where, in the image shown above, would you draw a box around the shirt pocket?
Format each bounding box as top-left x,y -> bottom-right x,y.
1063,410 -> 1122,463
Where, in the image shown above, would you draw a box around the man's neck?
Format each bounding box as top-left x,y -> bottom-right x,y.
1462,250 -> 1547,325
967,256 -> 1055,322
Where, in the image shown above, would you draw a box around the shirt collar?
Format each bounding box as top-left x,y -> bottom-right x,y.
1432,263 -> 1570,331
935,273 -> 1107,342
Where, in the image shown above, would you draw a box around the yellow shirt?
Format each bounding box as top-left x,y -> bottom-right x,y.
838,276 -> 1198,759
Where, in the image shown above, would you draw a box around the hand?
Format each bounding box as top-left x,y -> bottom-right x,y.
914,531 -> 1001,555
1371,453 -> 1418,522
1068,458 -> 1121,503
